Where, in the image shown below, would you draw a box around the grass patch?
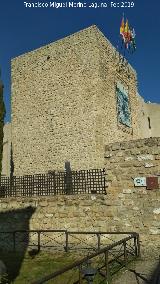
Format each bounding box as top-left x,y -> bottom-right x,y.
0,250 -> 77,283
0,250 -> 139,283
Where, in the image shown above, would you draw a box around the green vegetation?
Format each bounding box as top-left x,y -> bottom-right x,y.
0,251 -> 109,284
0,249 -> 138,283
0,73 -> 6,176
0,251 -> 75,283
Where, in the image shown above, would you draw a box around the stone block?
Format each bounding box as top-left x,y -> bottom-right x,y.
149,228 -> 160,235
144,163 -> 155,168
104,153 -> 113,158
137,155 -> 154,161
123,189 -> 132,194
111,143 -> 121,151
153,208 -> 160,215
124,156 -> 134,161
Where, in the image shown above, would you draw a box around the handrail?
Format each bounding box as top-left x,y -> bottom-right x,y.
31,233 -> 140,284
0,230 -> 140,252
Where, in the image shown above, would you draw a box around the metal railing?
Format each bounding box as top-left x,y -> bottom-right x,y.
0,230 -> 140,283
0,169 -> 106,198
31,233 -> 140,284
0,230 -> 140,254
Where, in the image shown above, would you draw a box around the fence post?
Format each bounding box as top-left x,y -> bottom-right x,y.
123,241 -> 127,267
137,234 -> 141,257
134,235 -> 138,256
65,231 -> 69,252
105,250 -> 109,284
97,233 -> 101,251
37,231 -> 41,252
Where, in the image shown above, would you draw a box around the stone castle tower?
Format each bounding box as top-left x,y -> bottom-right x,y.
10,25 -> 159,176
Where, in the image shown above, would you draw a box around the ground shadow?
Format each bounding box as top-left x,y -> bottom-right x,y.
0,206 -> 36,283
147,261 -> 160,284
128,259 -> 160,284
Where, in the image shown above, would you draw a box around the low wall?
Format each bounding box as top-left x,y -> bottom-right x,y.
104,137 -> 160,255
105,137 -> 160,190
0,193 -> 158,255
0,137 -> 160,256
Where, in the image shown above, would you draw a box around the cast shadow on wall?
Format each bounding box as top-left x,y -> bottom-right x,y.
0,206 -> 36,283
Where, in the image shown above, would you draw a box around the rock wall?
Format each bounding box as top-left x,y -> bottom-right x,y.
104,137 -> 160,255
105,137 -> 160,189
145,103 -> 160,137
11,25 -> 143,176
1,123 -> 11,177
1,136 -> 160,257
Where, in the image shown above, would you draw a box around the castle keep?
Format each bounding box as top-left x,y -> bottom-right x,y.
1,26 -> 160,257
7,25 -> 160,176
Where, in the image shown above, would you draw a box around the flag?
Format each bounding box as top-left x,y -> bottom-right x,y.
124,19 -> 131,48
124,19 -> 129,33
120,17 -> 125,35
119,16 -> 136,52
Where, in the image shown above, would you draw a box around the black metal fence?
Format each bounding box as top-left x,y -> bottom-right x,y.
0,230 -> 140,283
30,232 -> 140,284
0,169 -> 106,198
0,230 -> 139,253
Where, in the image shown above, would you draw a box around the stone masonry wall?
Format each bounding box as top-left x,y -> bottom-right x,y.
11,25 -> 143,176
104,137 -> 160,255
0,137 -> 160,256
0,138 -> 160,255
0,193 -> 158,256
2,123 -> 11,177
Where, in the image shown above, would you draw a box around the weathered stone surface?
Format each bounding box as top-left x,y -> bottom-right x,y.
153,208 -> 160,215
149,228 -> 160,235
0,177 -> 159,256
137,155 -> 154,161
144,163 -> 155,168
123,189 -> 132,194
124,156 -> 134,161
11,25 -> 143,175
102,137 -> 160,254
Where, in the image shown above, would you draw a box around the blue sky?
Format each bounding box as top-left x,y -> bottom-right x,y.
1,0 -> 160,122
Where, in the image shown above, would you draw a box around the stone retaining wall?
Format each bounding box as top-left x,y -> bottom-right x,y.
0,137 -> 160,256
0,192 -> 159,255
104,136 -> 160,255
105,137 -> 160,190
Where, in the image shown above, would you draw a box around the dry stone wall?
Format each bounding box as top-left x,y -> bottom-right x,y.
11,25 -> 143,176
